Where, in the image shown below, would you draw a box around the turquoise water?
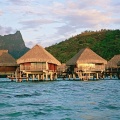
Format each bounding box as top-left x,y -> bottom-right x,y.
0,78 -> 120,120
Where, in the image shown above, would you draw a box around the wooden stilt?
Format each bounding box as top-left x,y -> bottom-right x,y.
88,73 -> 90,80
15,71 -> 17,82
19,71 -> 22,82
78,72 -> 82,80
26,73 -> 29,81
11,74 -> 14,82
73,73 -> 76,80
17,72 -> 22,82
54,73 -> 57,80
110,73 -> 112,79
45,73 -> 48,80
68,74 -> 71,80
50,73 -> 53,80
43,73 -> 45,80
38,74 -> 40,80
78,72 -> 80,78
40,75 -> 42,80
96,73 -> 99,80
32,74 -> 35,81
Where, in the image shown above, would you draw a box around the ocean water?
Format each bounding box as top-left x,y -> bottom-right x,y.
0,78 -> 120,120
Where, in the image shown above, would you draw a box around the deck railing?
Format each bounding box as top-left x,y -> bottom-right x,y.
74,66 -> 105,72
20,66 -> 56,72
20,66 -> 46,71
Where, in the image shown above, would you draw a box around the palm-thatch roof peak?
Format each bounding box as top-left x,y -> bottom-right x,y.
17,44 -> 61,65
0,50 -> 8,56
0,50 -> 17,66
66,47 -> 107,65
106,54 -> 120,68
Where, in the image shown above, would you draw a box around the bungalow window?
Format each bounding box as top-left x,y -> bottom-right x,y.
31,62 -> 46,70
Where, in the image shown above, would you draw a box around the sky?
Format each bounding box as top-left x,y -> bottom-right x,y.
0,0 -> 120,48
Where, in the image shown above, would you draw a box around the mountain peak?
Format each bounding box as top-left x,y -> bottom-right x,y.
0,31 -> 29,59
15,30 -> 21,34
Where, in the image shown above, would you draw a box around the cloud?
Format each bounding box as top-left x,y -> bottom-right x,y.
0,26 -> 16,35
48,3 -> 112,40
7,0 -> 47,17
32,0 -> 120,47
0,10 -> 3,15
34,0 -> 120,47
52,1 -> 111,23
9,0 -> 25,5
25,41 -> 36,48
19,19 -> 57,29
1,0 -> 120,48
56,25 -> 76,36
113,18 -> 120,25
36,28 -> 77,48
50,0 -> 119,35
8,0 -> 29,5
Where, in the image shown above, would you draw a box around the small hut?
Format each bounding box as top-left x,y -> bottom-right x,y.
66,47 -> 107,80
106,55 -> 120,70
57,63 -> 68,78
106,55 -> 120,79
17,44 -> 61,81
0,50 -> 18,77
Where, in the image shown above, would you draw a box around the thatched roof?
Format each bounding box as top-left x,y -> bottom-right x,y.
0,50 -> 8,55
57,63 -> 67,70
106,55 -> 120,68
66,47 -> 107,65
17,44 -> 61,65
0,50 -> 17,66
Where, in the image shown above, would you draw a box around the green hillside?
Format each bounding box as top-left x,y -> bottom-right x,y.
46,29 -> 120,63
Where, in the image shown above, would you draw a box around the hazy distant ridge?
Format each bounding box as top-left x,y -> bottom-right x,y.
0,31 -> 29,59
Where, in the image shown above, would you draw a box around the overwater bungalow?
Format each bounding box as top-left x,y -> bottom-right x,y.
66,47 -> 107,80
17,44 -> 61,81
57,63 -> 68,78
106,55 -> 120,79
0,50 -> 18,77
